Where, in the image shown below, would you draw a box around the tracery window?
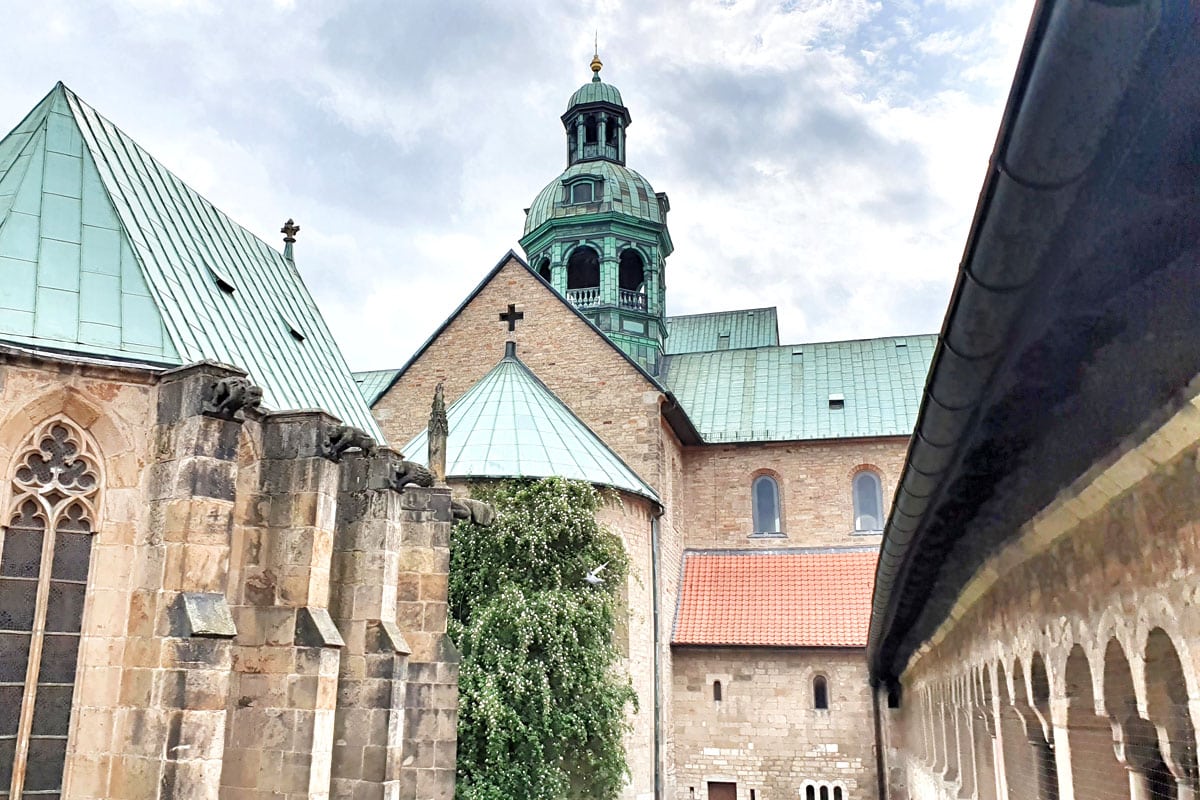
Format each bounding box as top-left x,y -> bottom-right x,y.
751,475 -> 780,535
1,421 -> 99,798
853,470 -> 884,532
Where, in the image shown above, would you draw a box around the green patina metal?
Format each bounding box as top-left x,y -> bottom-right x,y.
566,78 -> 624,111
401,346 -> 657,500
0,83 -> 380,437
665,308 -> 780,355
520,61 -> 671,376
661,334 -> 937,443
353,368 -> 401,406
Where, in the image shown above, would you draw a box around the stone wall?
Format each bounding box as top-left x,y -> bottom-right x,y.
882,388 -> 1200,800
680,437 -> 906,550
0,351 -> 459,799
672,647 -> 877,800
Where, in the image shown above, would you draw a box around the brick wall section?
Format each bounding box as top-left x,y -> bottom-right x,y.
672,648 -> 877,800
597,494 -> 658,800
680,437 -> 906,550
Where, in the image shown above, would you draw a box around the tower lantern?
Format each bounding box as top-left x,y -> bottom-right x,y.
519,53 -> 673,374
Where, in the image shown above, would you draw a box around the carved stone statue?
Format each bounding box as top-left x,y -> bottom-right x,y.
428,382 -> 448,485
451,498 -> 497,527
390,459 -> 434,491
322,425 -> 377,461
203,376 -> 263,421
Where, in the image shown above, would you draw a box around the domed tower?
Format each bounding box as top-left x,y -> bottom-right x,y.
519,50 -> 673,375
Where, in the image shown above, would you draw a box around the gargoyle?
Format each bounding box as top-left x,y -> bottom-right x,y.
390,459 -> 434,490
322,425 -> 377,461
202,376 -> 263,421
451,498 -> 497,527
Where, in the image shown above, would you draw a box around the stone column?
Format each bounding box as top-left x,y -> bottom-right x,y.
114,362 -> 245,799
329,452 -> 415,799
394,484 -> 458,800
220,411 -> 345,800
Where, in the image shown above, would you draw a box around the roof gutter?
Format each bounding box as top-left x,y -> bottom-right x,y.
867,0 -> 1163,681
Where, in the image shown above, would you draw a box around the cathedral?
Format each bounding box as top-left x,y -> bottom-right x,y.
360,52 -> 931,800
1,1 -> 1199,799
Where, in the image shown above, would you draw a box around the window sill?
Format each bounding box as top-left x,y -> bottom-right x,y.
749,532 -> 787,539
851,529 -> 883,536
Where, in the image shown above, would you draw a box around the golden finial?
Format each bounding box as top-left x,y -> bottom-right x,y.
590,32 -> 603,80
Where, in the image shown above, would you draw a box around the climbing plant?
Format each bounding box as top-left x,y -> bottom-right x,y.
449,477 -> 636,800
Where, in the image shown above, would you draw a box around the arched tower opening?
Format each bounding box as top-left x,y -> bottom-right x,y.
536,257 -> 552,283
567,247 -> 600,291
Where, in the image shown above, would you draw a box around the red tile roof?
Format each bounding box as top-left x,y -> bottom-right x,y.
672,548 -> 878,648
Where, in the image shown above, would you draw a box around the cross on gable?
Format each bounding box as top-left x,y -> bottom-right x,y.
499,304 -> 525,332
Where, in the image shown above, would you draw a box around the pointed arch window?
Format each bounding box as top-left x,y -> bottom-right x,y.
1,421 -> 99,798
751,475 -> 780,535
853,470 -> 884,532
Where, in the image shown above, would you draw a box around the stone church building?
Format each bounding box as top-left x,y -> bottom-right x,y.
359,53 -> 934,800
2,1 -> 1198,798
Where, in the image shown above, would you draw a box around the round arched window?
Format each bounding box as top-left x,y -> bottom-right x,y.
751,475 -> 780,534
853,471 -> 884,532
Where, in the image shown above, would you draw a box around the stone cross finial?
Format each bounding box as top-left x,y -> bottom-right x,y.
281,219 -> 300,263
281,219 -> 300,243
428,382 -> 448,485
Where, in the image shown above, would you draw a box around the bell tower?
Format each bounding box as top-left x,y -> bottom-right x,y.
519,51 -> 673,375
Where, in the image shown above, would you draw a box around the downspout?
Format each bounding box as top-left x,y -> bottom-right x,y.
651,506 -> 665,800
872,685 -> 888,800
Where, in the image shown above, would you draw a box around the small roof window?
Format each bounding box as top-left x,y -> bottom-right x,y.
828,393 -> 845,409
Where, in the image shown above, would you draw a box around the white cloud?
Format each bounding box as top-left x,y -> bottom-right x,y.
0,0 -> 1035,369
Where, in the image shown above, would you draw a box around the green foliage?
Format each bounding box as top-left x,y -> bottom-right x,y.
450,478 -> 636,800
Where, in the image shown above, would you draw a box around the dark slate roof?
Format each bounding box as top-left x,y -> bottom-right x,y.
0,84 -> 380,436
661,334 -> 936,442
664,307 -> 779,354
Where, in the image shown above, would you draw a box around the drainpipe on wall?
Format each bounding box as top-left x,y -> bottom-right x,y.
651,507 -> 664,800
871,684 -> 888,800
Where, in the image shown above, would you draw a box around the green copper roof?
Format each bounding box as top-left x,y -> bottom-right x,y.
0,84 -> 380,438
665,308 -> 780,354
401,348 -> 657,500
567,79 -> 624,111
661,334 -> 937,442
524,160 -> 663,235
353,368 -> 401,406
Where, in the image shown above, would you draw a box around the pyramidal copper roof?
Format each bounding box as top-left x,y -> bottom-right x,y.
673,548 -> 878,648
0,83 -> 379,437
401,346 -> 657,501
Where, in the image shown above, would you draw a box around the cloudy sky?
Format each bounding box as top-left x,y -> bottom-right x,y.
0,0 -> 1033,370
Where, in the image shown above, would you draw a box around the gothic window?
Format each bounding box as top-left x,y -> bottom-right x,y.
853,470 -> 884,532
751,475 -> 780,535
814,675 -> 829,709
1,421 -> 99,798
